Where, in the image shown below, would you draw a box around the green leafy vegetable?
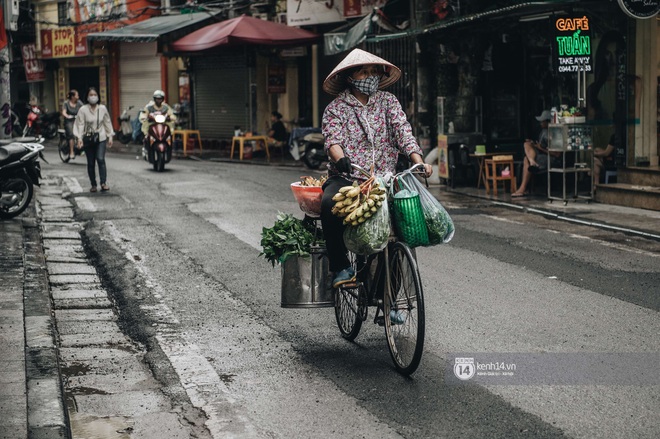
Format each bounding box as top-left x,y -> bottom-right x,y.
259,212 -> 323,266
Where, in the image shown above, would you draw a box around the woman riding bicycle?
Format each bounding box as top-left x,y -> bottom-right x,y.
320,49 -> 433,289
61,89 -> 82,159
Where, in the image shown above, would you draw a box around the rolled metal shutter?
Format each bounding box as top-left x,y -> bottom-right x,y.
192,54 -> 249,139
119,42 -> 161,119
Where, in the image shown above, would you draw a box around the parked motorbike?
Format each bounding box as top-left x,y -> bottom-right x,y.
298,132 -> 327,169
131,115 -> 145,145
0,140 -> 46,219
142,112 -> 172,172
116,106 -> 134,145
21,105 -> 59,139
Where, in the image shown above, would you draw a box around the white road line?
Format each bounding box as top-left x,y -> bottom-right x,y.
102,220 -> 268,438
480,214 -> 525,225
565,232 -> 659,258
74,197 -> 97,212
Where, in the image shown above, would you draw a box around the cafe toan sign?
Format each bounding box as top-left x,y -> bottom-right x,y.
40,27 -> 88,59
553,16 -> 591,74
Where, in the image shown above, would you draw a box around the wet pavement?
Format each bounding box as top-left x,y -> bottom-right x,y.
1,147 -> 658,438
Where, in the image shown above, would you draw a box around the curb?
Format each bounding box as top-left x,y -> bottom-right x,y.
452,190 -> 660,241
22,206 -> 70,438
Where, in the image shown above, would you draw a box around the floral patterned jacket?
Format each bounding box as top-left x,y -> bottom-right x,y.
322,89 -> 422,181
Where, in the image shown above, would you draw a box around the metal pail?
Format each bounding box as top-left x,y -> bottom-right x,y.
281,245 -> 333,308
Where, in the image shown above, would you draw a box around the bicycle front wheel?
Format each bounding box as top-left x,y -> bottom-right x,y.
384,242 -> 425,375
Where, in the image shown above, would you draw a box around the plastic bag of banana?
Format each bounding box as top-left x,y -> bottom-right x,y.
330,175 -> 387,226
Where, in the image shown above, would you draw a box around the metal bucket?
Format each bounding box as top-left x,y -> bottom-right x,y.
281,245 -> 333,308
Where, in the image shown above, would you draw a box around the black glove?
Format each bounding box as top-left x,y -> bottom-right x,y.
335,157 -> 352,174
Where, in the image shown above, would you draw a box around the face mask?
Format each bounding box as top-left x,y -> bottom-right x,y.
349,75 -> 380,96
88,96 -> 99,105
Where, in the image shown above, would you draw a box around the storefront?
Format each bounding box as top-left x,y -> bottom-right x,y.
191,51 -> 251,139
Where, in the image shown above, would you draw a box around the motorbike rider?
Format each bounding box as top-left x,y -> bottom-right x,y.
140,90 -> 176,161
61,89 -> 82,159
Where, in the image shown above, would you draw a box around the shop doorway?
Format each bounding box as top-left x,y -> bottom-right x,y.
69,67 -> 99,103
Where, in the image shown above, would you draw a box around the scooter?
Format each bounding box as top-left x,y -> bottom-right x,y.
116,106 -> 134,145
0,140 -> 46,219
142,112 -> 172,172
298,132 -> 327,169
21,105 -> 59,139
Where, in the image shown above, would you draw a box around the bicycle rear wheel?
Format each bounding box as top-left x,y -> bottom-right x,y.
384,242 -> 425,375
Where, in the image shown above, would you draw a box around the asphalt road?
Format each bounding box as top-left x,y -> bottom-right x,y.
41,147 -> 660,439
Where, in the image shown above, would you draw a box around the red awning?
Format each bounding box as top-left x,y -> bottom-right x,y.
170,15 -> 320,52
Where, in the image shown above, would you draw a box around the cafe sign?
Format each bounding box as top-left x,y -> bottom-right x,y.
617,0 -> 659,19
40,27 -> 88,59
553,16 -> 592,74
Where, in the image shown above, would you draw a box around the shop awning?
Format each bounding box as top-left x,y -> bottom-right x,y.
86,12 -> 220,43
366,0 -> 577,43
170,15 -> 320,52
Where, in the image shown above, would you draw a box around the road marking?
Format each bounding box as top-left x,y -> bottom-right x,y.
63,176 -> 83,194
102,220 -> 267,438
566,233 -> 659,258
480,214 -> 524,225
75,197 -> 97,212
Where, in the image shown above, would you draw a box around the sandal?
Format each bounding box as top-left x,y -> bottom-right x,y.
511,192 -> 527,198
90,186 -> 97,193
101,184 -> 110,192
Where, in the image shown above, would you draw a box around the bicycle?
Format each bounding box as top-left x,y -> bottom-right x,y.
334,163 -> 426,375
58,128 -> 84,163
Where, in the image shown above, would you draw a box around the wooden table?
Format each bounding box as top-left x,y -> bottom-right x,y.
172,130 -> 202,156
231,135 -> 270,160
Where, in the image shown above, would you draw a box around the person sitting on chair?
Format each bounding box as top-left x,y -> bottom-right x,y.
511,110 -> 559,198
593,133 -> 616,186
268,111 -> 288,146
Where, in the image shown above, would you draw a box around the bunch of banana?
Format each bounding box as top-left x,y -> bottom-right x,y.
299,175 -> 328,187
330,177 -> 387,226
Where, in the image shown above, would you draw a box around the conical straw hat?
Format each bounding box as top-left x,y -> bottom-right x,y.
322,48 -> 401,95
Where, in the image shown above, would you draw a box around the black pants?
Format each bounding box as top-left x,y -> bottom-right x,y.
321,175 -> 352,273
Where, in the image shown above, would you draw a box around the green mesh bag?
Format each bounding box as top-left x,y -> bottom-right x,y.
391,185 -> 429,248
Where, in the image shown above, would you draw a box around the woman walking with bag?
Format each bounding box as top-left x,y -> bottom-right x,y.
73,87 -> 114,192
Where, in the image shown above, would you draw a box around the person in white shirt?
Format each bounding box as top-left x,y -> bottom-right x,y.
73,87 -> 114,192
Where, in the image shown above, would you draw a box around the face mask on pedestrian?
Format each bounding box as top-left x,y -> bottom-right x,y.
88,96 -> 99,105
349,75 -> 380,96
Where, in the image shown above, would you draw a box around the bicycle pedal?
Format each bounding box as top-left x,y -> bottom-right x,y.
375,316 -> 385,326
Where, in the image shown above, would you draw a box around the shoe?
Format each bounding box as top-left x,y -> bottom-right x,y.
90,186 -> 97,193
332,267 -> 356,289
101,184 -> 110,192
511,192 -> 527,198
390,309 -> 407,325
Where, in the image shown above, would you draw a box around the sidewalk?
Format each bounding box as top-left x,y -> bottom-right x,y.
2,145 -> 658,438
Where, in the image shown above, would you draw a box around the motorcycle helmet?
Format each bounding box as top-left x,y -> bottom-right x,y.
153,90 -> 165,99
